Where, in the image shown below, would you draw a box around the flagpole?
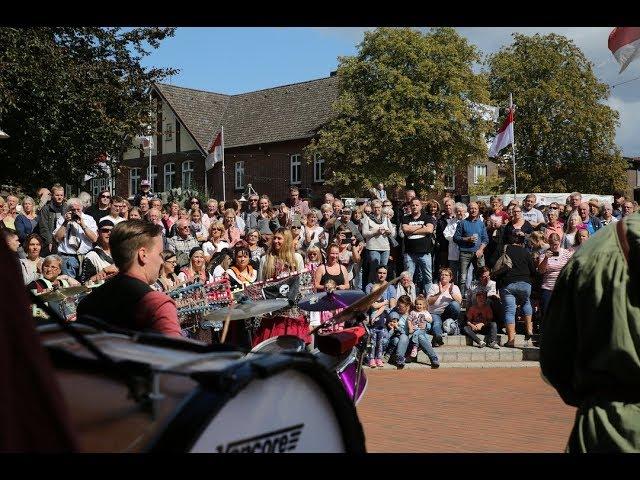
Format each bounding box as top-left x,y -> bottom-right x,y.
149,91 -> 153,193
510,93 -> 517,199
204,150 -> 208,198
222,125 -> 226,202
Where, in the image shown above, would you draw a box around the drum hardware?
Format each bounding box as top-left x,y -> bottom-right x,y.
30,292 -> 163,415
298,290 -> 365,312
38,286 -> 91,302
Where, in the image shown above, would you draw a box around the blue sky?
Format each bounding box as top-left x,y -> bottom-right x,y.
142,27 -> 640,157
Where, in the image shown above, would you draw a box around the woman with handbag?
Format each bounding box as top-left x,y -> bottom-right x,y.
494,231 -> 537,347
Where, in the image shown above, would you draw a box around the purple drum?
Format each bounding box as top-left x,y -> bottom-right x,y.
335,349 -> 367,405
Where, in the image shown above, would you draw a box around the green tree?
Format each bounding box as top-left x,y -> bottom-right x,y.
468,172 -> 507,196
0,27 -> 177,191
487,33 -> 627,194
305,27 -> 492,197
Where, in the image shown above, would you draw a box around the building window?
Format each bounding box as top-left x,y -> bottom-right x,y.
91,177 -> 109,202
444,166 -> 455,190
147,165 -> 159,193
314,154 -> 325,183
182,161 -> 194,189
165,123 -> 173,142
473,164 -> 488,184
130,168 -> 141,196
290,154 -> 301,184
235,161 -> 245,190
164,162 -> 175,192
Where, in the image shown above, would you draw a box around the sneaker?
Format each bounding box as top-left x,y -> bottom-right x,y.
369,359 -> 377,368
396,363 -> 405,370
410,345 -> 418,358
478,340 -> 486,348
376,358 -> 384,367
488,342 -> 500,350
430,362 -> 440,369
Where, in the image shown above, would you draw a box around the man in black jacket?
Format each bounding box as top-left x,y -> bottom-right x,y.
37,184 -> 65,254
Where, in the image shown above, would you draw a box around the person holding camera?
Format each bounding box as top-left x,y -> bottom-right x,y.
52,198 -> 98,279
536,232 -> 573,317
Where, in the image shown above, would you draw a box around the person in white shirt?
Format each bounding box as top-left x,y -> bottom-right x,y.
522,194 -> 545,228
99,196 -> 126,226
53,198 -> 98,279
427,267 -> 463,347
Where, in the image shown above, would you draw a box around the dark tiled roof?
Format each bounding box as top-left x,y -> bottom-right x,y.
154,76 -> 339,151
154,84 -> 230,152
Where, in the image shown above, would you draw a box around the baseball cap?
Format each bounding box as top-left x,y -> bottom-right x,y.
141,180 -> 151,186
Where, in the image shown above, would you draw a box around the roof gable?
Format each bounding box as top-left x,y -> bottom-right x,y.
154,76 -> 339,150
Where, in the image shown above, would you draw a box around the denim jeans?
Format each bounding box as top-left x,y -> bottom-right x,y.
458,251 -> 484,298
540,288 -> 553,319
394,333 -> 411,365
409,329 -> 439,364
403,252 -> 432,295
368,250 -> 390,283
60,254 -> 80,279
430,301 -> 462,339
500,281 -> 533,325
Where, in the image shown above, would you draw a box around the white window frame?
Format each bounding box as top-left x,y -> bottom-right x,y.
164,162 -> 175,192
473,164 -> 488,184
182,161 -> 194,189
444,166 -> 455,190
313,154 -> 325,183
165,123 -> 173,142
91,178 -> 109,202
235,161 -> 245,190
130,168 -> 141,196
147,164 -> 159,193
290,154 -> 301,185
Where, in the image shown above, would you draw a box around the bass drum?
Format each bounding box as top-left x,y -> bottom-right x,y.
39,325 -> 365,453
249,335 -> 306,354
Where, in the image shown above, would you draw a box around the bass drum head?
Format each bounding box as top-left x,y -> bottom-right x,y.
147,355 -> 366,453
249,335 -> 306,354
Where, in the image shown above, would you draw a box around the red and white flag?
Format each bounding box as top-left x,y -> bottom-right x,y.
609,27 -> 640,73
206,131 -> 223,171
136,135 -> 153,150
488,108 -> 514,158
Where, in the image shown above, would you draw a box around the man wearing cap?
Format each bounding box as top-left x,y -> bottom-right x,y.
133,179 -> 155,207
80,219 -> 118,284
167,218 -> 200,269
77,220 -> 181,337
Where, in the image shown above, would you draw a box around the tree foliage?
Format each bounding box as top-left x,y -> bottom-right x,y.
305,27 -> 492,196
487,33 -> 627,194
0,27 -> 177,191
468,172 -> 507,196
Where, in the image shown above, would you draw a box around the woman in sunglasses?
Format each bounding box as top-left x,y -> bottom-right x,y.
202,221 -> 230,264
154,250 -> 181,292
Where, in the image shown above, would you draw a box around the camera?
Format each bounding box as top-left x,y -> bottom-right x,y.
72,213 -> 81,222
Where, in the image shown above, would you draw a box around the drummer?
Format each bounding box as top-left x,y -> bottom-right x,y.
77,220 -> 182,337
254,228 -> 309,346
27,254 -> 81,293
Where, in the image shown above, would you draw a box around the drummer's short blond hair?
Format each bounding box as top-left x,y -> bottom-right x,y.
110,219 -> 163,270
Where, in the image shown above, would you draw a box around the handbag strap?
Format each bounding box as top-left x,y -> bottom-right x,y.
616,218 -> 630,265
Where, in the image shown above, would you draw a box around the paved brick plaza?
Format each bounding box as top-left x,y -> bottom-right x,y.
356,367 -> 576,453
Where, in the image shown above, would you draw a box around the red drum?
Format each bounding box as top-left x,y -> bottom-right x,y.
251,315 -> 310,348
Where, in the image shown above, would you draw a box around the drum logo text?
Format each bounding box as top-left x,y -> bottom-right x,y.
215,424 -> 304,453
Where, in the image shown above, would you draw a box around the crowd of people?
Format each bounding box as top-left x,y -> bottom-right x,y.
2,180 -> 639,369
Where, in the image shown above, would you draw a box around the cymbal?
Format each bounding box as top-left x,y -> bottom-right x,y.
38,286 -> 90,302
203,299 -> 290,322
298,290 -> 366,312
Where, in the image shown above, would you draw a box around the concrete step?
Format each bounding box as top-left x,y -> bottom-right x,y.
418,345 -> 522,363
368,361 -> 540,370
440,333 -> 539,347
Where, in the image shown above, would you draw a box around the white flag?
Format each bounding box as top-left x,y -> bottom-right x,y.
136,135 -> 154,150
488,108 -> 514,158
205,131 -> 223,171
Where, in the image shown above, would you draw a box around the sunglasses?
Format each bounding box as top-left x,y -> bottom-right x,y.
165,259 -> 177,264
100,195 -> 111,199
549,206 -> 558,209
191,201 -> 199,204
99,228 -> 112,233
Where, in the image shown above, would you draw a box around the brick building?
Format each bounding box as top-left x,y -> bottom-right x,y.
95,74 -> 496,205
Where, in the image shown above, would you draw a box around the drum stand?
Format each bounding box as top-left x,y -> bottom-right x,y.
351,321 -> 371,406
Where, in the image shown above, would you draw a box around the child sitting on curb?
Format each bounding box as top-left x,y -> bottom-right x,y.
406,295 -> 440,367
463,291 -> 500,349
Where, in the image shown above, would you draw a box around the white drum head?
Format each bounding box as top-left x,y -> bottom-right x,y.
190,369 -> 345,453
